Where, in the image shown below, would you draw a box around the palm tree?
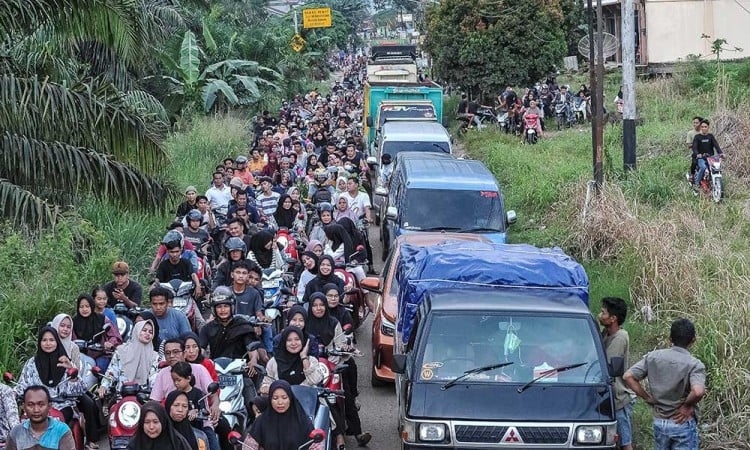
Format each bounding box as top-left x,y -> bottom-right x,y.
0,0 -> 178,227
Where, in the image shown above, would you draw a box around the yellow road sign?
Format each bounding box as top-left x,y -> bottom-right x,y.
290,33 -> 305,52
303,7 -> 332,29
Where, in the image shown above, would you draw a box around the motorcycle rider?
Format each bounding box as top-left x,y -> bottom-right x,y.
523,99 -> 544,138
225,262 -> 273,359
183,209 -> 211,256
103,261 -> 143,308
6,386 -> 76,450
155,239 -> 203,300
206,172 -> 233,214
691,119 -> 723,194
378,153 -> 394,187
341,143 -> 367,175
148,286 -> 192,342
256,177 -> 281,219
198,288 -> 261,409
309,168 -> 335,205
234,155 -> 255,187
686,116 -> 703,180
212,237 -> 254,288
553,85 -> 574,123
175,186 -> 198,220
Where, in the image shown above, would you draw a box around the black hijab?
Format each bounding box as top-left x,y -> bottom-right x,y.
274,194 -> 297,229
274,327 -> 307,385
250,230 -> 275,268
301,251 -> 319,275
34,326 -> 67,388
315,255 -> 338,285
324,223 -> 354,260
322,283 -> 353,328
305,293 -> 339,347
127,401 -> 192,450
181,332 -> 204,364
249,380 -> 314,450
136,311 -> 162,351
73,294 -> 105,341
165,391 -> 200,450
337,217 -> 366,251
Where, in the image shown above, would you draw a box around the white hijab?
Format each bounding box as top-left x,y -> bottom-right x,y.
50,313 -> 75,356
118,320 -> 157,384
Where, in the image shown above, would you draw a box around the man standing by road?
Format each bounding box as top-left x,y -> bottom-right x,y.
103,261 -> 142,308
598,297 -> 633,450
624,318 -> 706,450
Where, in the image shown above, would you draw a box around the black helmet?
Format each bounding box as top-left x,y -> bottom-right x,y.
162,230 -> 183,246
318,202 -> 333,213
187,209 -> 202,222
381,153 -> 392,165
211,286 -> 235,311
224,237 -> 247,254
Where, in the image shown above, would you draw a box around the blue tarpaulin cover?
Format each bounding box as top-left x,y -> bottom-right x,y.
395,242 -> 589,344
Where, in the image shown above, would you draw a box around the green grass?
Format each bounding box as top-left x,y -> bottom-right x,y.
463,68 -> 750,447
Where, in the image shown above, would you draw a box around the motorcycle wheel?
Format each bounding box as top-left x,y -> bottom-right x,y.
712,178 -> 723,203
556,116 -> 563,131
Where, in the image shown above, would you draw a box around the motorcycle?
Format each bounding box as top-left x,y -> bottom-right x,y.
159,279 -> 200,332
276,227 -> 301,264
574,97 -> 587,124
106,382 -> 153,449
555,102 -> 572,130
228,427 -> 326,450
112,303 -> 142,342
214,342 -> 262,432
523,114 -> 540,145
261,268 -> 297,335
698,155 -> 725,202
334,253 -> 369,331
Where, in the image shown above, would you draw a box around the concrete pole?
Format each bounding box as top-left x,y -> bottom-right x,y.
594,0 -> 605,190
622,0 -> 637,170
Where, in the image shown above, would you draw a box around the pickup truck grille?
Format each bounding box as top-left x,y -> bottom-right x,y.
517,426 -> 569,444
455,425 -> 508,442
454,425 -> 569,444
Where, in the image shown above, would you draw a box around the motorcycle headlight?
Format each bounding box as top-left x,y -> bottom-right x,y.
265,308 -> 280,320
277,236 -> 289,250
334,272 -> 346,282
575,425 -> 603,444
418,423 -> 446,442
711,162 -> 721,169
118,401 -> 140,429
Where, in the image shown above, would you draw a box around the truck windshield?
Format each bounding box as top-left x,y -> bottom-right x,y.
378,105 -> 436,128
382,141 -> 449,159
402,189 -> 505,232
418,313 -> 604,385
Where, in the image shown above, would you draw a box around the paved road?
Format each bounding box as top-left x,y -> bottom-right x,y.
99,223 -> 401,450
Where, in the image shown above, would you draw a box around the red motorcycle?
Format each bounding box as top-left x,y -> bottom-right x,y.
276,227 -> 300,265
106,382 -> 152,449
334,252 -> 370,330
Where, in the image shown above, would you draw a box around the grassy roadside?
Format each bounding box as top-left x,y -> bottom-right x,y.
462,70 -> 750,447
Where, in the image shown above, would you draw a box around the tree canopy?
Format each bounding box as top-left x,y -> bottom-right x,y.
424,0 -> 568,98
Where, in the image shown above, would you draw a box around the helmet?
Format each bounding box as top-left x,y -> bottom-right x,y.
314,168 -> 329,183
187,209 -> 202,222
162,230 -> 183,246
317,202 -> 333,213
235,155 -> 248,164
381,153 -> 392,165
224,237 -> 247,254
211,286 -> 235,311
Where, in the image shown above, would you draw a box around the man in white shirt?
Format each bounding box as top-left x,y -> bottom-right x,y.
339,176 -> 376,274
206,171 -> 233,212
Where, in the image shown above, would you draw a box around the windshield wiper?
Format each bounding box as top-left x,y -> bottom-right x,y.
457,227 -> 504,233
441,362 -> 514,390
517,362 -> 587,393
417,226 -> 463,232
432,143 -> 450,153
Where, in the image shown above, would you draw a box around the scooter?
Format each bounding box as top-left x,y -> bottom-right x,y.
334,251 -> 370,330
261,268 -> 296,335
214,341 -> 263,433
555,102 -> 572,130
112,303 -> 141,342
106,382 -> 153,449
523,114 -> 540,145
160,278 -> 200,332
574,97 -> 587,123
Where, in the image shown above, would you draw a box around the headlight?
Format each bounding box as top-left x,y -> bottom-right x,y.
220,401 -> 232,413
118,401 -> 140,428
575,425 -> 603,444
380,317 -> 395,337
318,363 -> 330,384
277,236 -> 289,250
418,423 -> 446,442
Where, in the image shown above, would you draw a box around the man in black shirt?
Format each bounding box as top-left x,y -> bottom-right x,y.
156,241 -> 202,299
175,186 -> 198,220
691,119 -> 723,192
103,261 -> 143,308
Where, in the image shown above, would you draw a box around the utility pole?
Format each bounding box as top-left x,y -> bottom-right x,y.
594,0 -> 605,190
622,0 -> 637,171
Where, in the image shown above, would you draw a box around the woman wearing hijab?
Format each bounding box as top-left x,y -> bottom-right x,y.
274,194 -> 298,230
126,401 -> 193,450
72,293 -> 122,371
182,332 -> 217,382
165,390 -> 207,450
323,223 -> 355,264
135,310 -> 163,354
287,187 -> 307,222
272,306 -> 319,359
15,327 -> 87,423
301,255 -> 344,303
336,217 -> 366,255
305,239 -> 324,258
296,251 -> 318,297
50,314 -> 82,371
334,176 -> 348,201
248,229 -> 286,271
98,320 -> 160,398
245,380 -> 323,450
260,327 -> 323,394
305,293 -> 342,354
261,152 -> 279,179
333,196 -> 357,222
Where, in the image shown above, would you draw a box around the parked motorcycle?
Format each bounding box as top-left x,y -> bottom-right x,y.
523,114 -> 540,145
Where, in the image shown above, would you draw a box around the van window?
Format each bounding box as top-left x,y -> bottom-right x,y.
418,313 -> 604,384
401,188 -> 505,232
382,141 -> 450,159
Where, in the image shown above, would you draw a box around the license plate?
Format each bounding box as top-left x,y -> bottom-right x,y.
219,375 -> 236,386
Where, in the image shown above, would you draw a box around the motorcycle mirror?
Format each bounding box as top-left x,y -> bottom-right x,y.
102,323 -> 111,331
66,368 -> 79,379
310,429 -> 326,443
207,382 -> 220,394
3,372 -> 14,383
286,258 -> 298,266
228,431 -> 242,445
253,363 -> 267,376
136,392 -> 151,404
91,366 -> 102,374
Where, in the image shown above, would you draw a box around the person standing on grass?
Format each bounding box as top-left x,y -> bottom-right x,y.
598,297 -> 634,450
624,319 -> 706,450
686,116 -> 702,180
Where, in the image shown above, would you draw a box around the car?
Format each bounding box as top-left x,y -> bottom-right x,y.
361,232 -> 491,386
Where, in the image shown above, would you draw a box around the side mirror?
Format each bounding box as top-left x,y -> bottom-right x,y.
136,392 -> 151,404
375,186 -> 388,197
366,156 -> 378,165
360,277 -> 382,293
609,356 -> 625,378
207,382 -> 220,394
386,206 -> 398,221
392,354 -> 407,374
103,323 -> 111,331
227,431 -> 242,445
247,341 -> 263,353
66,368 -> 79,379
366,117 -> 373,127
310,429 -> 326,443
506,210 -> 517,225
285,258 -> 298,266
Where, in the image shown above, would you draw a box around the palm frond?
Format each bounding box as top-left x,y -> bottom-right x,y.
0,74 -> 167,172
1,131 -> 174,214
0,178 -> 59,228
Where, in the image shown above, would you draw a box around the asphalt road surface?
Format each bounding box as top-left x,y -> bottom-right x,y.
99,223 -> 401,450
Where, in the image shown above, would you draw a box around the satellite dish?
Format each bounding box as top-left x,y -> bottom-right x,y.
578,33 -> 619,61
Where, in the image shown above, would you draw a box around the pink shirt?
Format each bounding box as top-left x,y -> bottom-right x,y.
150,363 -> 214,402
